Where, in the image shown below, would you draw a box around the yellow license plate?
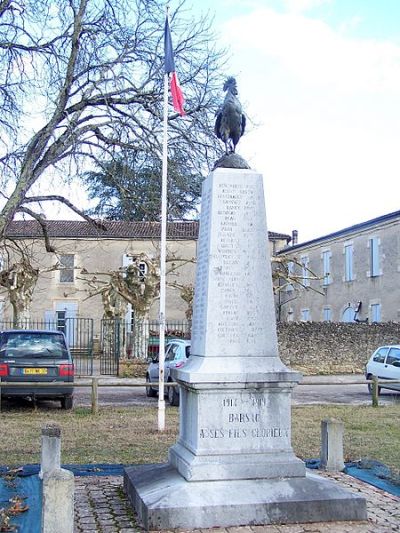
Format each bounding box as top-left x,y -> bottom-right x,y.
23,368 -> 48,375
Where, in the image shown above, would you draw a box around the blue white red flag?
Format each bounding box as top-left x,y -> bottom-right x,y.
164,16 -> 185,116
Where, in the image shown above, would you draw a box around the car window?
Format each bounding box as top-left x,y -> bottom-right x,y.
185,346 -> 190,358
166,344 -> 180,361
0,332 -> 68,359
386,347 -> 400,367
372,347 -> 389,363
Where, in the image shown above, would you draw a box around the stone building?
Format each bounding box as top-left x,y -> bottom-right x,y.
0,220 -> 290,336
276,210 -> 400,323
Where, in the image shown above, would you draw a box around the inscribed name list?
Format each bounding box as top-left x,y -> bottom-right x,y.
191,173 -> 277,357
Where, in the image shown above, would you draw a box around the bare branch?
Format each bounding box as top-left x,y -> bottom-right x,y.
23,195 -> 106,230
16,206 -> 56,252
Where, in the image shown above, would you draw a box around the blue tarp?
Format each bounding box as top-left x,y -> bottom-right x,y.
0,463 -> 125,477
305,458 -> 400,497
0,464 -> 125,532
1,460 -> 399,532
0,473 -> 41,533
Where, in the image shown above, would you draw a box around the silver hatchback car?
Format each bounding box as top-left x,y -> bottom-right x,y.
365,345 -> 400,394
146,338 -> 191,406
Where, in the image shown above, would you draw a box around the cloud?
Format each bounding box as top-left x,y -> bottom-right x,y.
282,0 -> 332,14
222,8 -> 400,93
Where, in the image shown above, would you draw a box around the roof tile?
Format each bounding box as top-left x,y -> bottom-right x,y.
5,220 -> 290,242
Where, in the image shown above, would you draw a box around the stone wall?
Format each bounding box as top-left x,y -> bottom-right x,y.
277,322 -> 400,375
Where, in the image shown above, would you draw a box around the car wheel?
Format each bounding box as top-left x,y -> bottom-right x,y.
367,375 -> 381,395
146,375 -> 157,398
167,383 -> 180,406
61,395 -> 73,410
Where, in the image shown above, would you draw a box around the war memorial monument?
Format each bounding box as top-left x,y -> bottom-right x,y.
124,79 -> 367,530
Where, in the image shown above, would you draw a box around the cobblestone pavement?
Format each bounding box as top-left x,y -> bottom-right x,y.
74,470 -> 400,533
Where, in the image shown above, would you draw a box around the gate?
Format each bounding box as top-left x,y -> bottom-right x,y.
100,319 -> 124,375
64,318 -> 94,376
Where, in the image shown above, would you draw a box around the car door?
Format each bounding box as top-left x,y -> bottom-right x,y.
164,342 -> 180,380
148,347 -> 161,383
367,346 -> 390,378
382,347 -> 400,391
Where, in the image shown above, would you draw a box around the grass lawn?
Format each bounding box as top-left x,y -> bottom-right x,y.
0,404 -> 399,477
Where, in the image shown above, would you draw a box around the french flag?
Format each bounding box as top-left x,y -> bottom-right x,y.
164,16 -> 185,116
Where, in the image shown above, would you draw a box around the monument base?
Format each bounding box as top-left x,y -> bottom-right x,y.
124,464 -> 367,531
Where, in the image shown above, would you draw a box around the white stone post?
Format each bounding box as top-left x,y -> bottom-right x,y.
40,424 -> 74,533
320,418 -> 345,472
39,424 -> 61,479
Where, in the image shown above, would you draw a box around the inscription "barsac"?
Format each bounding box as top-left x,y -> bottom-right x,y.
228,413 -> 259,423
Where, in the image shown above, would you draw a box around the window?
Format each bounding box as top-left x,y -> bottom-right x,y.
59,254 -> 74,283
56,310 -> 67,334
342,306 -> 355,322
371,303 -> 381,323
373,347 -> 389,363
137,261 -> 147,282
286,261 -> 294,292
386,347 -> 400,366
165,343 -> 180,361
301,308 -> 310,321
323,307 -> 332,322
344,244 -> 353,281
123,254 -> 148,281
322,250 -> 331,285
301,255 -> 310,287
369,237 -> 380,277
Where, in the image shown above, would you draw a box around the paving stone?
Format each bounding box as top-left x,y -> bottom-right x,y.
74,473 -> 400,533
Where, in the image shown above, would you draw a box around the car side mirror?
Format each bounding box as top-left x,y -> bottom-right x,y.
392,360 -> 400,368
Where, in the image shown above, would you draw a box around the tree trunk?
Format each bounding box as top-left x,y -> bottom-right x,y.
133,314 -> 150,360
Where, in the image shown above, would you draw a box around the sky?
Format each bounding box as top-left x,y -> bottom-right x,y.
187,0 -> 400,242
32,0 -> 400,244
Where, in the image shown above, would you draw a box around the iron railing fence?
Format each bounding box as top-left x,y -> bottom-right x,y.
0,318 -> 191,376
100,318 -> 191,370
0,318 -> 94,376
127,319 -> 191,360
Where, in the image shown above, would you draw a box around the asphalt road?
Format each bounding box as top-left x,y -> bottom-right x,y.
2,375 -> 399,410
72,374 -> 400,408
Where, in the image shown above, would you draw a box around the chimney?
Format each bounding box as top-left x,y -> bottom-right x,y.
292,230 -> 298,246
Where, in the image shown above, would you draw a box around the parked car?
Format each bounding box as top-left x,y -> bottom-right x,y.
365,345 -> 400,394
146,338 -> 191,406
0,329 -> 74,409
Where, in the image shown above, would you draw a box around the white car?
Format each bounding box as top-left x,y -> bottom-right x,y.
365,345 -> 400,394
146,339 -> 191,406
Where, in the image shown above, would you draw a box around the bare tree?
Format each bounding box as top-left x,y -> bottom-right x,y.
272,255 -> 325,321
79,251 -> 194,357
0,239 -> 58,326
272,255 -> 324,295
0,0 -> 225,237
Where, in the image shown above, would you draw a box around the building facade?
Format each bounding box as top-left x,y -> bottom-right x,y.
276,210 -> 400,323
0,220 -> 290,335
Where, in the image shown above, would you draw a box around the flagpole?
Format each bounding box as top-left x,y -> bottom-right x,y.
158,68 -> 169,432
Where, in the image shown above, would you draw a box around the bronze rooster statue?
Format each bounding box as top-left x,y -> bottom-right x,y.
215,77 -> 246,154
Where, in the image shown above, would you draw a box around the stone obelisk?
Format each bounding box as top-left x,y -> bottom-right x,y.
124,168 -> 367,530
